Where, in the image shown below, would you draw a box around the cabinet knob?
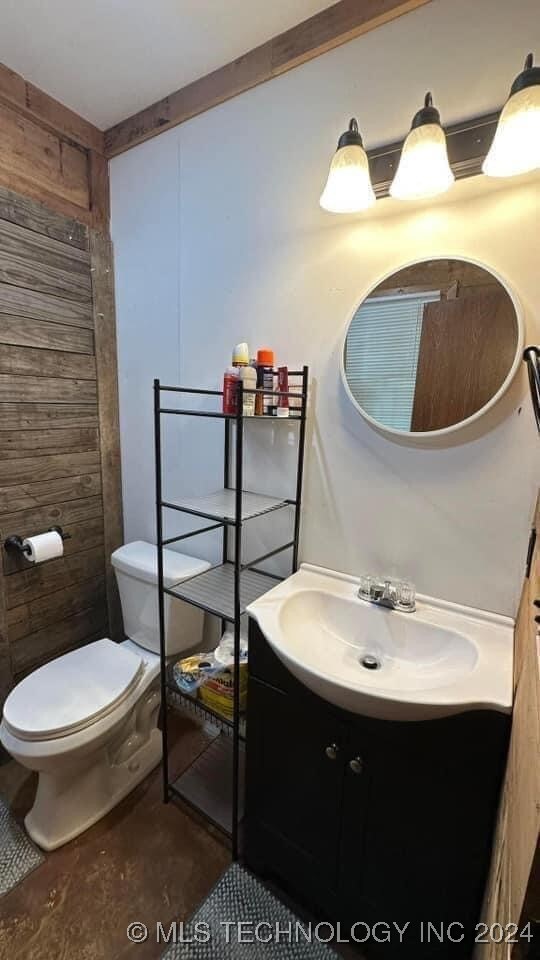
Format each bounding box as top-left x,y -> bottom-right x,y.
349,757 -> 363,775
325,743 -> 339,760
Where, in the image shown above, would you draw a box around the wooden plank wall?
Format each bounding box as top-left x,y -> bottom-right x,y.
0,61 -> 106,227
477,495 -> 540,958
0,66 -> 122,700
0,185 -> 122,697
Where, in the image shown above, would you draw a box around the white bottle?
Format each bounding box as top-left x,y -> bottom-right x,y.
233,343 -> 256,416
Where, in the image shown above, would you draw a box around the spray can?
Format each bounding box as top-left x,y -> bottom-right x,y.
255,349 -> 275,416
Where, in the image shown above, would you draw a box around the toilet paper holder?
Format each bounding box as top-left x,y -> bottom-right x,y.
4,525 -> 71,558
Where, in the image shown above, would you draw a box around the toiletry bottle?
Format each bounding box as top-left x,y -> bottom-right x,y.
277,366 -> 289,417
255,349 -> 275,416
233,342 -> 256,416
223,349 -> 240,414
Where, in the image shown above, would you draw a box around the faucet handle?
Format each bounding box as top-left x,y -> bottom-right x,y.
358,574 -> 384,601
396,579 -> 416,611
358,574 -> 374,600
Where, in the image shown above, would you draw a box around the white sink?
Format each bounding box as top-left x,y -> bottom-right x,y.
247,564 -> 513,721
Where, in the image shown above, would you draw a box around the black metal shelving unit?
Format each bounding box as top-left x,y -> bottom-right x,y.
154,367 -> 308,858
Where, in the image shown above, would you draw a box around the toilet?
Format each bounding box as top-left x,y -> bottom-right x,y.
0,541 -> 210,851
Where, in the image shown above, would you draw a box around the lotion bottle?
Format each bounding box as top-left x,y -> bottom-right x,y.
233,342 -> 256,416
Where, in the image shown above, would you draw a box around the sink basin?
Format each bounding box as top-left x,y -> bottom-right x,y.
247,564 -> 513,721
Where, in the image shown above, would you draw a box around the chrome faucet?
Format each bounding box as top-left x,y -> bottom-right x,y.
358,575 -> 416,613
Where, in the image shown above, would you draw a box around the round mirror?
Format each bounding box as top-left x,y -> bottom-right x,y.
342,257 -> 523,438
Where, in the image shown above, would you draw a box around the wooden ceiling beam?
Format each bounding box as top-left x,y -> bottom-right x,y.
0,62 -> 104,154
104,0 -> 433,158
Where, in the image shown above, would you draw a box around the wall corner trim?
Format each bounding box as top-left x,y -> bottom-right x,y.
90,230 -> 124,640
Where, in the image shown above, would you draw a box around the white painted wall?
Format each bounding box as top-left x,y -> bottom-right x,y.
111,0 -> 540,618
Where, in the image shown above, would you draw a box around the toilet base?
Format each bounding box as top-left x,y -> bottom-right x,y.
25,728 -> 162,851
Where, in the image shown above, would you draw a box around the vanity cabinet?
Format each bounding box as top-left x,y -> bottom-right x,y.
245,619 -> 510,959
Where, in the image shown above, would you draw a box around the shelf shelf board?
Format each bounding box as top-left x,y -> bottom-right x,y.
165,561 -> 277,621
159,407 -> 303,421
169,733 -> 245,837
164,488 -> 293,524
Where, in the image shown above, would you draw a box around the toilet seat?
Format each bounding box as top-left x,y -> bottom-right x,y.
3,639 -> 144,742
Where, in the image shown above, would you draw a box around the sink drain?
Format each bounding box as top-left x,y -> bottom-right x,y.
360,654 -> 381,671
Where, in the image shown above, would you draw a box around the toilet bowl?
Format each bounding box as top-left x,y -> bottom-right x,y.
0,541 -> 210,850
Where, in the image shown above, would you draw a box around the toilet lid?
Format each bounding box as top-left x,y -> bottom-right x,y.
3,639 -> 144,741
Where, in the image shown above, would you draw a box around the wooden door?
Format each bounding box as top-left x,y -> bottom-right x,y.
477,496 -> 540,958
411,290 -> 517,432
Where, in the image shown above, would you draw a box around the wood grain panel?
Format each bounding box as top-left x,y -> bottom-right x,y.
0,101 -> 89,210
0,315 -> 94,353
0,506 -> 8,697
0,344 -> 96,380
7,574 -> 106,643
0,426 -> 99,459
0,62 -> 104,154
0,402 -> 98,431
0,473 -> 101,513
11,609 -> 107,675
0,495 -> 103,543
5,546 -> 105,608
0,282 -> 92,328
3,515 -> 104,574
477,496 -> 540,957
0,63 -> 25,108
0,184 -> 116,698
90,231 -> 124,640
271,0 -> 430,72
0,216 -> 90,271
0,166 -> 94,226
0,375 -> 97,404
0,450 -> 101,486
0,249 -> 91,302
104,0 -> 432,156
509,645 -> 540,923
24,84 -> 104,155
0,170 -> 91,229
0,185 -> 88,250
89,152 -> 111,231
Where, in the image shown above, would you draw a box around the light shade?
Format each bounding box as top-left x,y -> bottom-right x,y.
483,54 -> 540,177
390,93 -> 455,201
320,119 -> 376,213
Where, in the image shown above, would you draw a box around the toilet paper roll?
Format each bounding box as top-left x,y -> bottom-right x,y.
22,530 -> 64,564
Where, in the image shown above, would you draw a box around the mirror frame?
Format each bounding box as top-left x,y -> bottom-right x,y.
340,255 -> 525,441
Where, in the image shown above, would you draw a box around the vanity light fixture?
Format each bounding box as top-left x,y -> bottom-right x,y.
483,53 -> 540,177
389,92 -> 455,200
320,118 -> 376,212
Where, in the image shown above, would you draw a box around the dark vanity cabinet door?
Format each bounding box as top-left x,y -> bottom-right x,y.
339,714 -> 510,957
246,676 -> 348,889
339,719 -> 460,928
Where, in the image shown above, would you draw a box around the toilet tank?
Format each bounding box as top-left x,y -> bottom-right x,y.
111,541 -> 211,656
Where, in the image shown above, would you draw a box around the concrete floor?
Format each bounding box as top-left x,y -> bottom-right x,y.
0,712 -> 230,960
0,709 -> 362,960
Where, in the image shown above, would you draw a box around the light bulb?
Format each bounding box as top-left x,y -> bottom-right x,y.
320,119 -> 376,213
390,93 -> 455,201
483,54 -> 540,177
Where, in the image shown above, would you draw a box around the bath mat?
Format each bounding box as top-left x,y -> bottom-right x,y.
161,862 -> 339,958
0,795 -> 44,896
